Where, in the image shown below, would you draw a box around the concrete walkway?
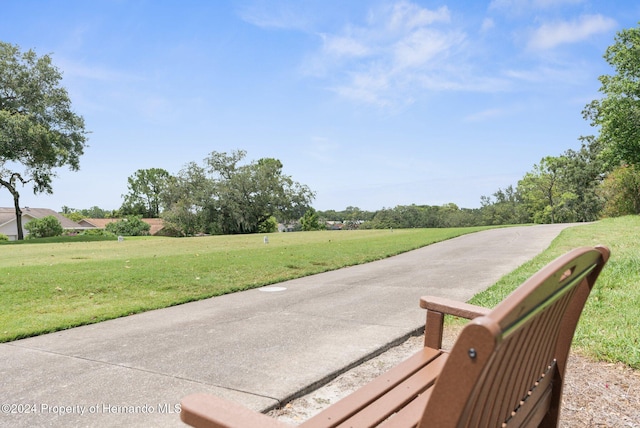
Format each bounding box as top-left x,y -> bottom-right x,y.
0,224 -> 580,427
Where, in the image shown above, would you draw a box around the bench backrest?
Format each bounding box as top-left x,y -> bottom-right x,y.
419,246 -> 609,428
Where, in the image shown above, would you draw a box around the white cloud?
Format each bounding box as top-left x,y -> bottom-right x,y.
300,1 -> 471,106
532,0 -> 584,8
528,14 -> 617,50
237,1 -> 310,31
481,18 -> 495,33
392,28 -> 462,69
504,63 -> 590,85
332,70 -> 392,107
246,0 -> 605,108
489,0 -> 584,13
386,2 -> 450,31
322,34 -> 371,58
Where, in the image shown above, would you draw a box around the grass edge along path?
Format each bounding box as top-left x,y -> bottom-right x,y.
1,226 -> 492,343
467,216 -> 640,369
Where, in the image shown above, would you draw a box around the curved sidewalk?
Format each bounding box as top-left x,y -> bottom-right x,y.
0,224 -> 579,427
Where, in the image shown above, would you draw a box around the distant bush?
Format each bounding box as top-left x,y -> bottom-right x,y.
106,216 -> 151,236
258,216 -> 278,233
300,208 -> 324,231
25,216 -> 64,238
0,233 -> 8,241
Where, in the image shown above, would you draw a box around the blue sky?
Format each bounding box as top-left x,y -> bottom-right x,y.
2,1 -> 638,212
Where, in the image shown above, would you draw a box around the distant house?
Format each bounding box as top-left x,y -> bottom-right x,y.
325,221 -> 344,230
0,207 -> 84,241
278,222 -> 297,232
76,218 -> 117,230
80,218 -> 167,236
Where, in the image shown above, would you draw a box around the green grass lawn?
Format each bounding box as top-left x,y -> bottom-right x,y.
0,226 -> 489,342
468,216 -> 640,369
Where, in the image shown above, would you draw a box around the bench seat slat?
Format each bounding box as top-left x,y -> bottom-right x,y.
336,354 -> 447,428
376,389 -> 433,428
300,347 -> 443,428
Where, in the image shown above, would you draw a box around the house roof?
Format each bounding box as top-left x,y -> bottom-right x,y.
0,209 -> 16,227
81,218 -> 166,235
143,218 -> 165,235
0,207 -> 83,229
79,218 -> 118,229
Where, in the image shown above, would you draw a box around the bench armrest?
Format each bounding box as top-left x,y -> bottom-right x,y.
180,393 -> 292,428
420,296 -> 490,319
420,296 -> 490,349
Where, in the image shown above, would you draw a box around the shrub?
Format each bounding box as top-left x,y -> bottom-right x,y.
0,233 -> 8,241
24,216 -> 64,238
301,208 -> 324,231
258,216 -> 278,233
599,164 -> 640,217
105,216 -> 151,236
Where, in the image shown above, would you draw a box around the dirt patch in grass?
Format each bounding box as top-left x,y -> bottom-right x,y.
271,330 -> 640,427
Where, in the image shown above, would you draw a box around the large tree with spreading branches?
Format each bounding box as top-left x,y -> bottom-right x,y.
0,41 -> 87,239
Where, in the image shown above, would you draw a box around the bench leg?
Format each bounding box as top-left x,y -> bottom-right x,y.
424,310 -> 444,349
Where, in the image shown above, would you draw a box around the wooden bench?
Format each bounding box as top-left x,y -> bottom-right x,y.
180,246 -> 610,428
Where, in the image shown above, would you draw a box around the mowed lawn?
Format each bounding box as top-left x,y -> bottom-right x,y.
469,216 -> 640,369
1,226 -> 490,342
